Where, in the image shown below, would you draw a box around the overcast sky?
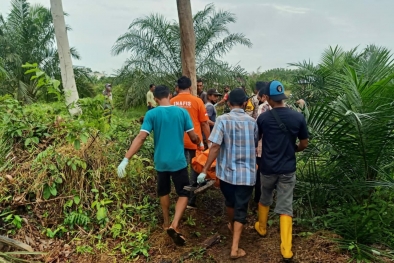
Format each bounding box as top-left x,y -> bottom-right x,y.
1,0 -> 393,75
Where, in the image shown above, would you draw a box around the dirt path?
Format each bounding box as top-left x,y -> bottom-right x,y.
148,189 -> 350,263
3,188 -> 350,263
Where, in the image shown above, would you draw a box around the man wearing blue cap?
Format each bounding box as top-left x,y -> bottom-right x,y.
255,80 -> 309,261
197,88 -> 257,259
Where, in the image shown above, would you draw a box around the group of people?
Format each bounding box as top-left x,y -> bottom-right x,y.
119,76 -> 308,261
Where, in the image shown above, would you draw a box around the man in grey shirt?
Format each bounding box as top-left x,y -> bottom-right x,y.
197,79 -> 207,104
205,88 -> 222,131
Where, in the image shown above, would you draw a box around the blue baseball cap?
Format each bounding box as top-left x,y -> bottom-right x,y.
260,80 -> 287,102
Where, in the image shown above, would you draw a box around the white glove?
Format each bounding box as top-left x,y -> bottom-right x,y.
117,158 -> 129,178
197,173 -> 207,184
199,141 -> 204,149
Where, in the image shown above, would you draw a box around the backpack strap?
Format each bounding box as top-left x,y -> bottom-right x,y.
270,109 -> 296,147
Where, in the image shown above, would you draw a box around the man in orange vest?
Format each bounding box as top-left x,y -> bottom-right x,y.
171,76 -> 210,209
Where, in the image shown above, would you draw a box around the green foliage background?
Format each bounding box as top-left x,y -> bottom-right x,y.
0,0 -> 394,262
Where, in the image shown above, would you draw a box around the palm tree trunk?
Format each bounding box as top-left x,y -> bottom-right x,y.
50,0 -> 81,115
176,0 -> 197,95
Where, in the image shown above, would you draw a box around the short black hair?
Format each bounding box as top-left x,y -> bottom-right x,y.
255,81 -> 268,92
149,84 -> 155,89
197,79 -> 203,83
177,76 -> 191,90
258,85 -> 269,98
153,85 -> 170,100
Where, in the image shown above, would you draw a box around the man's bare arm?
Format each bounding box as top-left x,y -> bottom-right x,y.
125,132 -> 149,159
216,99 -> 225,106
201,121 -> 210,142
296,139 -> 308,152
201,143 -> 220,173
207,120 -> 215,126
187,130 -> 201,145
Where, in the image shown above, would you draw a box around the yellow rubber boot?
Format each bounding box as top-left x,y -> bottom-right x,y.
254,204 -> 269,237
280,215 -> 293,260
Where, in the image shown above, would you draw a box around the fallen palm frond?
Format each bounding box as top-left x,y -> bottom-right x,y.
0,252 -> 44,263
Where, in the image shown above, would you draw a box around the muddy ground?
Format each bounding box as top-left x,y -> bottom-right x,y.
145,189 -> 350,263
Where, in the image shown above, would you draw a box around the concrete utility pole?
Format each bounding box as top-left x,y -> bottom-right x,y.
176,0 -> 197,95
50,0 -> 81,115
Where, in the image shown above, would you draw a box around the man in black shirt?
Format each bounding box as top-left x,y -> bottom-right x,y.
255,80 -> 308,261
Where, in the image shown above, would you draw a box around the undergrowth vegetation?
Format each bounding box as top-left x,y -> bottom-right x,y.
0,93 -> 158,260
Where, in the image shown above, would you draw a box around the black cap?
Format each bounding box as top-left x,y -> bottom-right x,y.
229,88 -> 248,104
207,88 -> 222,96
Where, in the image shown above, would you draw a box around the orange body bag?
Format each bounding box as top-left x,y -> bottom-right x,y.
191,149 -> 220,187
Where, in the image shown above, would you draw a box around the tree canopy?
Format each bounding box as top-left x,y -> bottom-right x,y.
112,3 -> 252,108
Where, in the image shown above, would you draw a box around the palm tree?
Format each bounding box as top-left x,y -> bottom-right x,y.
289,45 -> 394,260
0,58 -> 8,80
289,46 -> 360,103
176,0 -> 197,95
0,0 -> 86,103
50,0 -> 81,116
0,0 -> 54,101
112,3 -> 252,108
293,46 -> 394,251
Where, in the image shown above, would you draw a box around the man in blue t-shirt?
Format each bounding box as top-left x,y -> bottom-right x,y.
255,81 -> 309,261
117,85 -> 201,246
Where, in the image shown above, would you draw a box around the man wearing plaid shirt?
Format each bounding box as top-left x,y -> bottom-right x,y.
197,88 -> 258,260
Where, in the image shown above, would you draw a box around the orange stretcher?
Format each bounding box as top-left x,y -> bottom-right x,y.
191,148 -> 220,188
